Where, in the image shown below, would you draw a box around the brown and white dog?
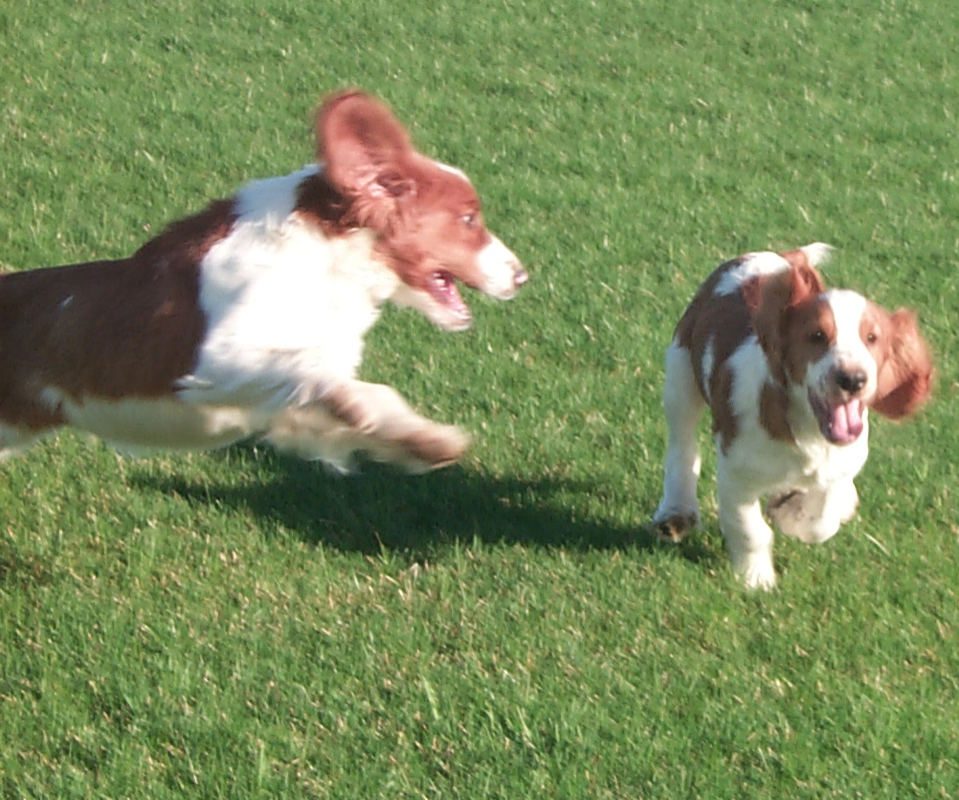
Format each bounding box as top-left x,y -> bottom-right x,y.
652,244 -> 932,589
0,90 -> 527,472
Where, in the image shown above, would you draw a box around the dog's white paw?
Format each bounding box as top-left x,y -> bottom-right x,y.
733,553 -> 778,591
398,423 -> 470,473
650,510 -> 699,543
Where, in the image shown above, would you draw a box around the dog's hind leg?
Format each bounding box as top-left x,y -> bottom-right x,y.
652,342 -> 706,541
265,380 -> 469,473
768,481 -> 857,544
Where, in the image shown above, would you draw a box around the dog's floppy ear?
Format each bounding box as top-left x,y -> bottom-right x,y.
872,308 -> 933,419
779,242 -> 833,272
742,258 -> 825,384
317,90 -> 416,227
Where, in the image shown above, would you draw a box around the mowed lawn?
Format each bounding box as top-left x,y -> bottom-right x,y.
1,1 -> 957,797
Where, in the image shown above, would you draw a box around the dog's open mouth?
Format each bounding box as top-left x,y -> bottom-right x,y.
810,391 -> 864,445
429,270 -> 472,326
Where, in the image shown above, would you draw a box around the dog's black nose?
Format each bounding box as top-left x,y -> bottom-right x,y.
836,368 -> 867,394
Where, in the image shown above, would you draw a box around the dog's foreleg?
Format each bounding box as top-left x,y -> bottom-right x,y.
266,380 -> 469,473
652,342 -> 706,541
321,381 -> 470,472
717,464 -> 777,590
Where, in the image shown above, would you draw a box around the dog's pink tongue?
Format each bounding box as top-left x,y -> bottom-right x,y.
831,400 -> 864,443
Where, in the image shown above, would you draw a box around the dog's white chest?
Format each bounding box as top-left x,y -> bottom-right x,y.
184,208 -> 399,403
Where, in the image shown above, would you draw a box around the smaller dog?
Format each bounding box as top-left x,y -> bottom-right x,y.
0,90 -> 527,472
652,244 -> 932,589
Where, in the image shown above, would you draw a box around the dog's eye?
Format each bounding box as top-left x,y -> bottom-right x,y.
460,213 -> 477,228
809,329 -> 826,344
865,331 -> 879,345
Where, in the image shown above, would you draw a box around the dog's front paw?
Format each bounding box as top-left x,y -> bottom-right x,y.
733,553 -> 778,591
399,423 -> 470,472
650,512 -> 698,543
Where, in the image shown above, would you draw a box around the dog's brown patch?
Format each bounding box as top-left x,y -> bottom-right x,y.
675,258 -> 753,399
293,172 -> 354,237
709,362 -> 738,453
759,381 -> 794,443
653,512 -> 698,543
0,200 -> 236,430
674,257 -> 755,454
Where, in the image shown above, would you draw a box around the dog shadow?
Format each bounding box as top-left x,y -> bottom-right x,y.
130,447 -> 717,564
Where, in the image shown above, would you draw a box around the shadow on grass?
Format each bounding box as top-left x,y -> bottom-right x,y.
131,448 -> 716,564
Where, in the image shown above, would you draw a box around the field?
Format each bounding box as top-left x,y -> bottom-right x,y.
1,1 -> 957,797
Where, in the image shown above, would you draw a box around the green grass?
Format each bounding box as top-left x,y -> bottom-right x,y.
1,0 -> 957,797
